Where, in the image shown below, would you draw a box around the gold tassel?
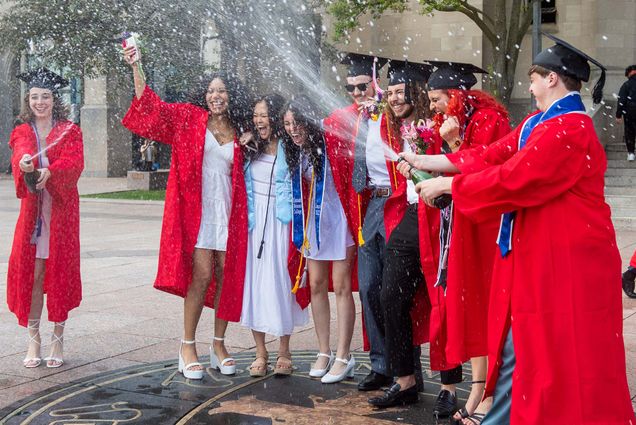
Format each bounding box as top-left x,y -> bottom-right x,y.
358,226 -> 365,246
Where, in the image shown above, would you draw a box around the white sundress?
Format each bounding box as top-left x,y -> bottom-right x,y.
240,153 -> 309,336
195,130 -> 234,251
35,153 -> 52,260
304,157 -> 354,261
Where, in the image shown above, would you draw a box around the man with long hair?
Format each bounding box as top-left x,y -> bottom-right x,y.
368,59 -> 439,408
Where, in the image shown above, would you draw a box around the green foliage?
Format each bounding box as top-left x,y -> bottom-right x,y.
325,0 -> 410,40
0,0 -> 211,83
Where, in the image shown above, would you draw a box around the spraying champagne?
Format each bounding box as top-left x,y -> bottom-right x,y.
396,157 -> 452,209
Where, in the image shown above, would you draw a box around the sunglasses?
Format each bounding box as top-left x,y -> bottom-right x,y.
345,82 -> 371,93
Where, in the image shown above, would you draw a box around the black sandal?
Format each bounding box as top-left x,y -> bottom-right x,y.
450,381 -> 487,425
464,412 -> 486,425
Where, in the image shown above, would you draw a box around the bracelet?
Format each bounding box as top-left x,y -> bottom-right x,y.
452,139 -> 462,148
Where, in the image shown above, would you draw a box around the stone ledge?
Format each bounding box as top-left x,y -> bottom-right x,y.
127,170 -> 169,191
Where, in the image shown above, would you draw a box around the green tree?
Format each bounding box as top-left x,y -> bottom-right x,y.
0,0 -> 211,90
324,0 -> 540,105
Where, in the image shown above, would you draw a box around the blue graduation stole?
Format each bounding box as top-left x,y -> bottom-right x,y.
497,93 -> 586,257
291,149 -> 327,251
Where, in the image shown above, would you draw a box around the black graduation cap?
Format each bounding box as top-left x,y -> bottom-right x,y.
533,32 -> 606,104
427,61 -> 488,90
17,67 -> 69,92
339,52 -> 389,77
387,59 -> 433,86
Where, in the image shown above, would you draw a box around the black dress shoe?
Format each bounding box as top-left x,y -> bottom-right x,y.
358,371 -> 393,391
622,268 -> 636,298
368,383 -> 418,408
433,389 -> 457,418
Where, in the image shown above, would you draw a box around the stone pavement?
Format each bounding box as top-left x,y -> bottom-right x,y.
0,176 -> 635,415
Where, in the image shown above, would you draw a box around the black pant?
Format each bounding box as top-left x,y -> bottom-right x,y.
440,365 -> 463,385
625,115 -> 636,154
381,204 -> 424,377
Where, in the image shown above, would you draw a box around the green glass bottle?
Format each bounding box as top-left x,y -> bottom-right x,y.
397,157 -> 452,209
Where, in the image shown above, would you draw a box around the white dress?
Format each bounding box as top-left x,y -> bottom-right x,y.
240,154 -> 309,336
304,158 -> 354,261
195,130 -> 234,251
35,154 -> 52,260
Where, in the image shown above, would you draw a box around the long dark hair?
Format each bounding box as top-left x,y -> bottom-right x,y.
187,70 -> 252,133
386,80 -> 432,141
281,95 -> 324,176
18,90 -> 69,124
245,93 -> 286,161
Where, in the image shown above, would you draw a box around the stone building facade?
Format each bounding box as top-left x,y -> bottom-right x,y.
1,0 -> 635,175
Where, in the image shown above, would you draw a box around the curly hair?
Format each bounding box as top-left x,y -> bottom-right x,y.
18,91 -> 69,124
432,89 -> 509,130
385,80 -> 432,141
186,70 -> 252,133
245,93 -> 286,161
281,95 -> 325,176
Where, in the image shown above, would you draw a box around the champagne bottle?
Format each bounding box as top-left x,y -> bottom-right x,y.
397,157 -> 452,209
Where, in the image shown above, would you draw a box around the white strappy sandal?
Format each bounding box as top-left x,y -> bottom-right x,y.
178,340 -> 204,380
44,321 -> 65,368
209,337 -> 236,375
309,351 -> 335,378
23,319 -> 42,368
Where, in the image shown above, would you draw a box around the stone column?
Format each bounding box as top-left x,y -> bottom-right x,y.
81,74 -> 132,177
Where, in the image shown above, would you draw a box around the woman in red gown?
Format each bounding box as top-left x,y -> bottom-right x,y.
8,68 -> 84,369
121,45 -> 251,379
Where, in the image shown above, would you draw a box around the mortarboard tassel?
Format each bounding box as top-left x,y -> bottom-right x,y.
592,68 -> 605,104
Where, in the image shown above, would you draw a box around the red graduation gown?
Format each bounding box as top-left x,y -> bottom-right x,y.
430,108 -> 511,371
219,145 -> 309,322
448,112 -> 635,424
7,121 -> 84,327
630,251 -> 636,268
380,114 -> 439,347
122,86 -> 222,308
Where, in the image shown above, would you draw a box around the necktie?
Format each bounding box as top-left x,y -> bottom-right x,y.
352,115 -> 368,193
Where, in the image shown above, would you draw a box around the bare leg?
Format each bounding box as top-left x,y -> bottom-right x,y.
47,321 -> 65,367
182,248 -> 214,371
307,259 -> 331,370
249,330 -> 269,375
328,245 -> 356,375
24,259 -> 46,366
455,356 -> 488,421
212,250 -> 234,365
396,374 -> 416,390
275,335 -> 293,374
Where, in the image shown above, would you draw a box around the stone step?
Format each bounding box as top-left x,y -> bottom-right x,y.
605,176 -> 636,186
605,168 -> 636,177
606,159 -> 635,169
606,151 -> 632,160
606,144 -> 628,152
612,217 -> 636,231
605,187 -> 636,196
606,195 -> 636,209
610,207 -> 636,218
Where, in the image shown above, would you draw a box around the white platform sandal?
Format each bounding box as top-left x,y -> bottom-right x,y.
309,351 -> 334,378
44,321 -> 65,368
23,319 -> 42,368
209,337 -> 236,375
178,340 -> 204,380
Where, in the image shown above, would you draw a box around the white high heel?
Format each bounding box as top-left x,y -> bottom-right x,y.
23,319 -> 41,368
309,351 -> 334,378
44,321 -> 65,368
178,340 -> 204,380
321,355 -> 356,384
209,337 -> 236,375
